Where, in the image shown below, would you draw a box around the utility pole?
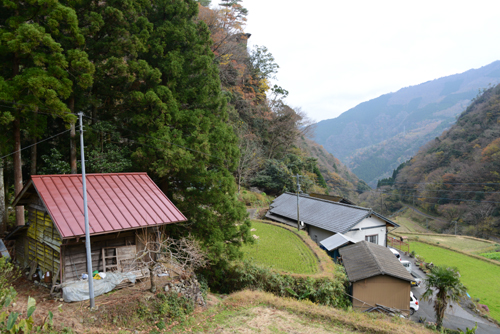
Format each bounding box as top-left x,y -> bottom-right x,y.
293,174 -> 304,231
78,112 -> 95,309
453,220 -> 457,235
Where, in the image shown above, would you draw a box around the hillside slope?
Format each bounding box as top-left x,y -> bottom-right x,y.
297,137 -> 370,202
394,83 -> 500,237
313,60 -> 500,186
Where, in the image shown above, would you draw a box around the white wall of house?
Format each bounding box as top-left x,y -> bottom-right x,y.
307,225 -> 334,245
307,215 -> 388,247
344,215 -> 387,246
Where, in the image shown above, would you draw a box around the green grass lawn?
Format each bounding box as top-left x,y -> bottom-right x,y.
241,221 -> 319,274
411,242 -> 500,321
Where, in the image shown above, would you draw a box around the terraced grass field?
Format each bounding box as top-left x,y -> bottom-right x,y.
411,242 -> 500,321
412,235 -> 496,254
241,221 -> 319,274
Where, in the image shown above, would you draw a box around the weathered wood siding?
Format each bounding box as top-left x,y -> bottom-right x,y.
25,206 -> 62,277
61,232 -> 136,282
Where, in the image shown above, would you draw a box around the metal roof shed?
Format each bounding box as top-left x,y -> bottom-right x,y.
10,173 -> 187,283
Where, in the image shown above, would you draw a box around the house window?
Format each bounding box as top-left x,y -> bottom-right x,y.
365,234 -> 378,244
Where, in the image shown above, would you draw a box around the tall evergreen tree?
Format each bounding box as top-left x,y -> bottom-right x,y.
0,0 -> 90,224
133,0 -> 251,265
71,0 -> 251,265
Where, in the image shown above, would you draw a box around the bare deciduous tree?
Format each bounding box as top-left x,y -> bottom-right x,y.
132,230 -> 208,293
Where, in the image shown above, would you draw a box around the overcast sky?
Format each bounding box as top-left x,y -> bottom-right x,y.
242,0 -> 500,122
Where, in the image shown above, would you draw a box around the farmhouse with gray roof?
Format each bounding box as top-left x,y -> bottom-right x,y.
265,193 -> 398,255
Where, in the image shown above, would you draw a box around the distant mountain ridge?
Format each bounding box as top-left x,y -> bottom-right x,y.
392,83 -> 500,237
312,60 -> 500,186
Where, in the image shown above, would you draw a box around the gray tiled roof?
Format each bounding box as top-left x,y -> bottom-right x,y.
320,233 -> 356,251
339,241 -> 414,283
268,193 -> 372,233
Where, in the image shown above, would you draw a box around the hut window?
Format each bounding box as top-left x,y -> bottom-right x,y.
365,234 -> 378,244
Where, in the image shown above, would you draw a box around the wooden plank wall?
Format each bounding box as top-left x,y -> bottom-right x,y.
62,232 -> 136,282
26,207 -> 62,278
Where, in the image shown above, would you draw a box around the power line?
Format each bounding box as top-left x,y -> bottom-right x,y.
379,181 -> 500,186
1,100 -> 231,165
373,190 -> 500,205
376,188 -> 500,194
0,129 -> 71,160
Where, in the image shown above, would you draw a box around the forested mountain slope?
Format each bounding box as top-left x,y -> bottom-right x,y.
312,61 -> 500,186
197,2 -> 362,199
297,137 -> 370,202
0,0 -> 361,242
392,84 -> 500,237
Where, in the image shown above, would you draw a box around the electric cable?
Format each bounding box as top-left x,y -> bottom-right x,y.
0,129 -> 71,160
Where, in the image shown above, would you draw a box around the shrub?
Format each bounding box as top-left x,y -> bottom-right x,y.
203,261 -> 350,309
0,260 -> 53,334
152,292 -> 194,323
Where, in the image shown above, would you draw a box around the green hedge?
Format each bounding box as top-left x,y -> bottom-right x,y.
203,261 -> 350,309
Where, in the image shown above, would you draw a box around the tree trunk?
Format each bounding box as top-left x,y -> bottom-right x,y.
150,266 -> 157,293
69,96 -> 77,174
13,119 -> 24,226
3,163 -> 8,231
30,140 -> 37,176
0,161 -> 5,234
30,109 -> 38,176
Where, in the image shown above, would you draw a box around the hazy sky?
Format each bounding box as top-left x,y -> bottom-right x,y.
242,0 -> 500,122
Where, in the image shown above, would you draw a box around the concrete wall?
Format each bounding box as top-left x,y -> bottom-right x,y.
352,275 -> 411,315
344,215 -> 387,246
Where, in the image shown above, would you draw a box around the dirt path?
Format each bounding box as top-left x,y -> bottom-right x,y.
246,208 -> 258,219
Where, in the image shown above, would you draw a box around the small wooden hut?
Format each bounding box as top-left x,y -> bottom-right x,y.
339,241 -> 414,315
8,172 -> 186,283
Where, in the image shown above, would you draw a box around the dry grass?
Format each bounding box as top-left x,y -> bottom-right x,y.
392,216 -> 430,233
170,290 -> 435,334
412,235 -> 496,254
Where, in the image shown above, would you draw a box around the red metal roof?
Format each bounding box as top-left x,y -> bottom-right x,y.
30,173 -> 187,239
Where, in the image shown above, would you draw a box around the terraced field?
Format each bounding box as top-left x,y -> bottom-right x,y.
411,242 -> 500,322
241,221 -> 319,274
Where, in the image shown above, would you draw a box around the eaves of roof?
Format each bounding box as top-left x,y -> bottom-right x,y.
14,173 -> 187,239
269,193 -> 372,234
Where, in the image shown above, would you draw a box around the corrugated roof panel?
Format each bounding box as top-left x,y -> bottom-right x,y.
31,173 -> 187,239
132,174 -> 182,223
319,233 -> 356,251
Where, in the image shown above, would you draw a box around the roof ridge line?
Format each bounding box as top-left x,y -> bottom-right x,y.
283,192 -> 371,211
365,241 -> 384,275
31,172 -> 148,178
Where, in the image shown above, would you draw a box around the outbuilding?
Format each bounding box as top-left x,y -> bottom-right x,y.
339,241 -> 414,314
7,172 -> 186,284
